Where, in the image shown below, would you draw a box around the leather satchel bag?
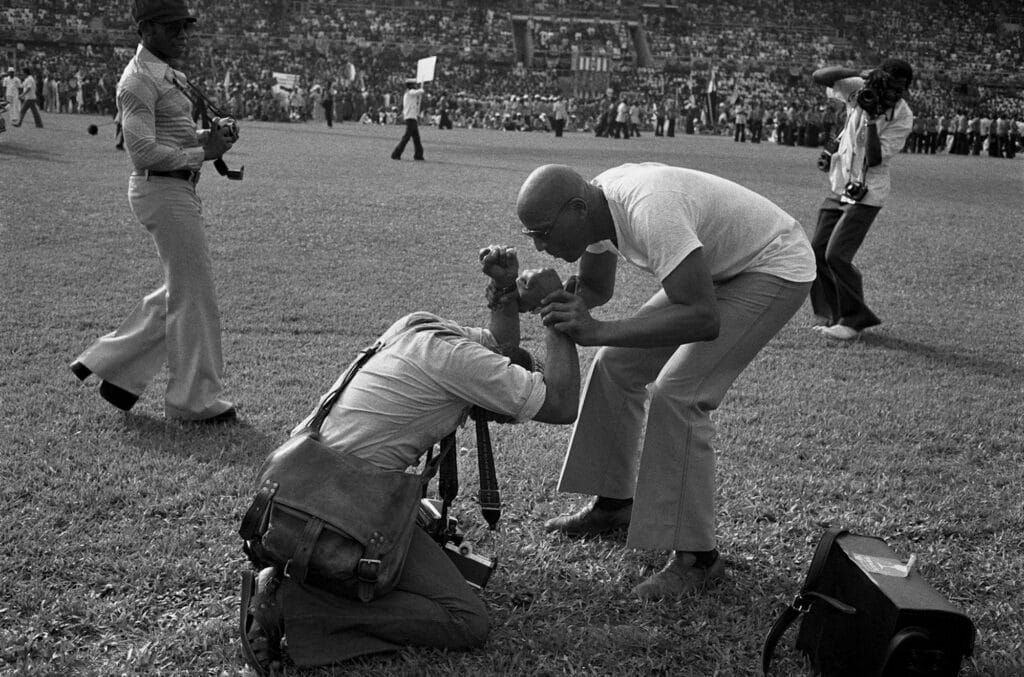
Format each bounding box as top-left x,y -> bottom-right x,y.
239,340 -> 441,603
762,527 -> 975,676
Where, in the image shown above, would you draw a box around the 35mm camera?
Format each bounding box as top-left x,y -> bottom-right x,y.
843,181 -> 869,201
817,139 -> 839,173
418,498 -> 498,590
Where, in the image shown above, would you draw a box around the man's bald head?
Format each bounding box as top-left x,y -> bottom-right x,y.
516,164 -> 588,227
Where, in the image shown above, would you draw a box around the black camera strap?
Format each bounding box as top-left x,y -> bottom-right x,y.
433,410 -> 501,533
474,410 -> 501,530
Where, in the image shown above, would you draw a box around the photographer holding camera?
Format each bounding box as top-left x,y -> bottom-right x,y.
70,0 -> 241,421
239,249 -> 580,675
809,59 -> 913,341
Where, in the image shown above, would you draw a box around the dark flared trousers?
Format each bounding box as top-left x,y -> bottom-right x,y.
809,196 -> 883,330
392,119 -> 423,159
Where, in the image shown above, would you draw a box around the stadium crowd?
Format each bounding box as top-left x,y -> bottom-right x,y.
2,0 -> 1022,158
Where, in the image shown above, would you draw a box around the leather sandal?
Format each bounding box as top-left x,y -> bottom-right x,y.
239,568 -> 284,676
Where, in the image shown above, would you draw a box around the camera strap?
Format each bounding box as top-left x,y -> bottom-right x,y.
433,411 -> 502,534
172,77 -> 244,180
474,412 -> 501,529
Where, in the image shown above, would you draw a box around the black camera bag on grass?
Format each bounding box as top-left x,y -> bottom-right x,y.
239,340 -> 444,603
762,527 -> 975,676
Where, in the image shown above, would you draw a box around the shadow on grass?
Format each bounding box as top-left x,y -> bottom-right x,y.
0,139 -> 67,161
120,412 -> 276,464
862,333 -> 1022,379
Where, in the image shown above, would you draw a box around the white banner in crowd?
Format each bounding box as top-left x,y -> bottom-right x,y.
416,56 -> 437,83
273,72 -> 297,91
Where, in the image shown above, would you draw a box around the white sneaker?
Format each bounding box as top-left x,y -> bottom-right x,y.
819,324 -> 861,340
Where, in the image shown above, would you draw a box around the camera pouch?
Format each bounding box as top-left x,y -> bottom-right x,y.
762,527 -> 975,676
239,341 -> 442,603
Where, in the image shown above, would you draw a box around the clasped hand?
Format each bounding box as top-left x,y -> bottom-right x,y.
479,245 -> 519,287
538,289 -> 599,345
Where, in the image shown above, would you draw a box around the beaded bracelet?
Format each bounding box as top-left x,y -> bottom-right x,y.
486,281 -> 518,310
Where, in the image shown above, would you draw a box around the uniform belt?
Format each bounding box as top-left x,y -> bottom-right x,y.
134,169 -> 201,184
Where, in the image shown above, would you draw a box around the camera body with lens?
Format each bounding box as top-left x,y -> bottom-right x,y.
843,180 -> 869,202
817,138 -> 839,173
212,116 -> 240,143
417,498 -> 498,590
855,70 -> 892,118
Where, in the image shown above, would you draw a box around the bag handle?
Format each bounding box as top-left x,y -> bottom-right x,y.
881,627 -> 932,677
762,526 -> 852,675
304,340 -> 384,434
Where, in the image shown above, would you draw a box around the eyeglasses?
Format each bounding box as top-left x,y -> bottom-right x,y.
521,197 -> 577,239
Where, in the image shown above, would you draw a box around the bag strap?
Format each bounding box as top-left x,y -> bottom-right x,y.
762,526 -> 851,675
304,340 -> 384,434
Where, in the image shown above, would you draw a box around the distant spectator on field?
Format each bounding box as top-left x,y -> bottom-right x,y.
391,78 -> 425,161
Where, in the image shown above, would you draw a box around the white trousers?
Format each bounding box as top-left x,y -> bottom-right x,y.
76,175 -> 231,420
558,273 -> 811,552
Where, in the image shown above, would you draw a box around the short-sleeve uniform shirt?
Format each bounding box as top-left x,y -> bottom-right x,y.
295,312 -> 546,471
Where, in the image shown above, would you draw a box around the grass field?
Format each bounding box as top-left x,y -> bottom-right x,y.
1,114 -> 1022,676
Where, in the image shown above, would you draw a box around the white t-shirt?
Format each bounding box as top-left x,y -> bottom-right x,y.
402,87 -> 424,121
827,77 -> 913,207
20,74 -> 36,101
294,312 -> 546,471
588,163 -> 815,284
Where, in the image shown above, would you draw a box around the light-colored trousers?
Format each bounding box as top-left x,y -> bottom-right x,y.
558,273 -> 811,552
76,175 -> 231,420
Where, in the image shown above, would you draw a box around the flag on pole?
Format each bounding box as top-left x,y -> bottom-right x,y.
706,67 -> 718,120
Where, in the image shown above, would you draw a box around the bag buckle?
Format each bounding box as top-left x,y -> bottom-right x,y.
792,594 -> 813,614
356,558 -> 382,583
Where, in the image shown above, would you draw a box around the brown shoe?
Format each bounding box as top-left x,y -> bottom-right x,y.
544,499 -> 631,536
239,568 -> 284,676
632,551 -> 726,600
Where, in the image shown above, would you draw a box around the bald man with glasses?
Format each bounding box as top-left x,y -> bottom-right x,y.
70,0 -> 240,423
516,162 -> 814,600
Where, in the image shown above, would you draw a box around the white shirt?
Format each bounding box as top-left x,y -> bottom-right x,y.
295,312 -> 546,471
588,163 -> 815,284
20,74 -> 36,101
4,74 -> 21,101
402,87 -> 424,121
827,77 -> 913,207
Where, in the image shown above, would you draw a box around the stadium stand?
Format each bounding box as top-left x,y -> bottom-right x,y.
1,0 -> 1020,153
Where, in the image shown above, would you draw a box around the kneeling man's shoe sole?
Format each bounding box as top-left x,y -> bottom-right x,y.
544,502 -> 631,537
240,568 -> 284,677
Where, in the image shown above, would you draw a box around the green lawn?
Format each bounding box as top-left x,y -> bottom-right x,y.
1,115 -> 1021,676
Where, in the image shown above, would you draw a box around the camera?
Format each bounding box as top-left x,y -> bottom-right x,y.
443,542 -> 498,590
843,181 -> 869,202
418,498 -> 498,590
817,138 -> 839,173
212,116 -> 239,143
855,70 -> 892,117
